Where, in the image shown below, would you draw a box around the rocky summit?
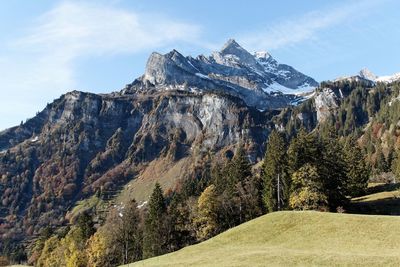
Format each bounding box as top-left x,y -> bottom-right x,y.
125,39 -> 318,109
0,40 -> 317,243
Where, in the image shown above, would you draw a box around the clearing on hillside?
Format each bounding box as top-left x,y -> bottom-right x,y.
125,211 -> 400,267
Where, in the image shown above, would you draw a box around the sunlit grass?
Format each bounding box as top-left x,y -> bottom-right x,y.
125,211 -> 400,267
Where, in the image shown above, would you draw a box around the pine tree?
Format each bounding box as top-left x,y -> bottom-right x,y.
287,128 -> 320,175
391,150 -> 400,182
262,130 -> 289,212
76,212 -> 95,240
319,127 -> 348,209
143,183 -> 167,259
164,194 -> 195,252
230,145 -> 252,182
235,176 -> 263,222
210,160 -> 228,195
344,138 -> 370,197
375,145 -> 389,173
225,145 -> 251,195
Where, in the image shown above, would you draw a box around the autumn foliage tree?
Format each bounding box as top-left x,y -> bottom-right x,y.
289,164 -> 328,210
195,184 -> 219,241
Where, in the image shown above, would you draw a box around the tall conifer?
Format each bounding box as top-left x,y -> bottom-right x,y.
143,183 -> 167,259
262,130 -> 289,212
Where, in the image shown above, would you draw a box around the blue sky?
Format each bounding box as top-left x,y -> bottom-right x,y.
0,0 -> 399,130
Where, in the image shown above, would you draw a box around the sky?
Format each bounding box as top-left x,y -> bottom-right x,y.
0,0 -> 399,130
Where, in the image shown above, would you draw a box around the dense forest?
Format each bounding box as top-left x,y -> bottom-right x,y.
2,80 -> 400,266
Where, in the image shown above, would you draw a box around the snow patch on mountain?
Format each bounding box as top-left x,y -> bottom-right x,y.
263,82 -> 315,95
336,68 -> 400,85
376,73 -> 400,83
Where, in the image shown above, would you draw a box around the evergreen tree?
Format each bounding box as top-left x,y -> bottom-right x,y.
344,138 -> 370,197
391,150 -> 400,183
287,128 -> 320,175
76,212 -> 95,240
228,145 -> 253,222
387,147 -> 395,170
209,144 -> 256,228
211,160 -> 229,195
235,176 -> 263,222
229,145 -> 252,183
164,194 -> 195,252
319,128 -> 348,209
143,183 -> 167,259
375,145 -> 389,173
262,130 -> 289,212
224,145 -> 252,195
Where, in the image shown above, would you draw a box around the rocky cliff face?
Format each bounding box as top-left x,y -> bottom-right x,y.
0,90 -> 278,241
128,39 -> 318,109
0,39 -> 316,242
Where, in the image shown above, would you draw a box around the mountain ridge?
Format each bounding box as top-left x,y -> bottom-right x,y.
335,67 -> 400,85
126,39 -> 319,109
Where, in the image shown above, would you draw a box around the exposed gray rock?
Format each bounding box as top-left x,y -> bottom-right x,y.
314,88 -> 339,123
135,39 -> 318,110
359,68 -> 378,81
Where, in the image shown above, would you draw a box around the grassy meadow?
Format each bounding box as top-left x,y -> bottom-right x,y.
127,211 -> 400,267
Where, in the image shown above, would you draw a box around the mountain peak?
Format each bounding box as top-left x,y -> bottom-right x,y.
215,38 -> 260,68
221,38 -> 241,50
220,39 -> 248,56
359,68 -> 377,81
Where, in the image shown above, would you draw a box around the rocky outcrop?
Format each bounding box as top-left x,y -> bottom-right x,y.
0,89 -> 277,241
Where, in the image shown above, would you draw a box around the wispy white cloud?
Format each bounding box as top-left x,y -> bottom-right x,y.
241,0 -> 383,52
0,1 -> 202,129
17,1 -> 201,56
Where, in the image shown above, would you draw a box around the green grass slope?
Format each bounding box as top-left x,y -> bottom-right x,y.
126,211 -> 400,267
349,183 -> 400,215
